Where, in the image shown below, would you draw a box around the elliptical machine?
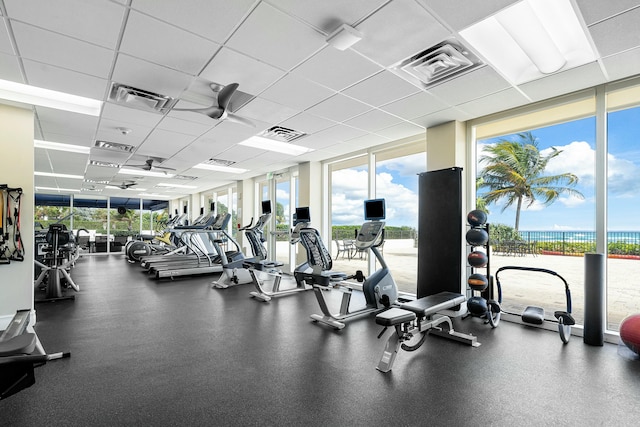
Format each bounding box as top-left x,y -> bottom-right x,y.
248,206 -> 314,301
297,198 -> 398,330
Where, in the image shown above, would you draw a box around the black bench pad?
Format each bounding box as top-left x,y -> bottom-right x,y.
376,308 -> 417,326
522,306 -> 545,324
400,291 -> 465,316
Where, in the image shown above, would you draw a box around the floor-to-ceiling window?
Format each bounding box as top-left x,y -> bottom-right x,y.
606,83 -> 640,331
73,196 -> 108,254
274,174 -> 291,267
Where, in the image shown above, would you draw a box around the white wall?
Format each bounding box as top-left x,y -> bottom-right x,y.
0,104 -> 35,327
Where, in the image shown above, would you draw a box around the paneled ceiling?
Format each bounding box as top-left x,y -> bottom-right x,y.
1,0 -> 639,199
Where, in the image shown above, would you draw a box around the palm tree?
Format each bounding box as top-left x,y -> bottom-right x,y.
478,131 -> 583,231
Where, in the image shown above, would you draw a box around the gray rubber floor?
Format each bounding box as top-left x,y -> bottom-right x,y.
3,254 -> 640,426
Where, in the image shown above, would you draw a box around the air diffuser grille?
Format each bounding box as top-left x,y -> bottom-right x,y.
204,158 -> 235,167
260,126 -> 306,143
94,140 -> 135,153
109,83 -> 175,112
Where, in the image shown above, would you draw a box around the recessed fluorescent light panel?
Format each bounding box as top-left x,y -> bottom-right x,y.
192,164 -> 247,174
0,78 -> 102,116
459,0 -> 596,84
156,183 -> 198,189
90,160 -> 121,168
118,168 -> 174,178
35,186 -> 81,193
94,140 -> 135,153
35,171 -> 84,180
34,139 -> 91,154
238,136 -> 312,155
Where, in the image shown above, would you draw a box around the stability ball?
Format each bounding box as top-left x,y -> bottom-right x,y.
620,314 -> 640,354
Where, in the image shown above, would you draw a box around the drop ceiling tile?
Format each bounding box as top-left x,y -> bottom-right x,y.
199,47 -> 285,95
519,62 -> 606,102
411,107 -> 471,128
111,54 -> 193,98
135,129 -> 196,159
37,108 -> 99,140
267,0 -> 386,31
131,0 -> 255,43
344,109 -> 403,133
120,11 -> 219,75
375,122 -> 425,141
49,150 -> 89,175
456,88 -> 529,118
96,117 -> 153,147
422,0 -> 517,31
12,22 -> 115,79
293,46 -> 381,92
344,132 -> 390,149
297,124 -> 367,148
226,2 -> 326,71
427,66 -> 511,106
0,20 -> 14,54
278,112 -> 336,134
589,7 -> 640,57
101,102 -> 164,128
343,70 -> 420,107
0,52 -> 23,82
157,116 -> 213,136
575,0 -> 640,25
353,0 -> 450,67
260,73 -> 335,110
4,0 -> 124,49
236,97 -> 298,124
305,93 -> 372,122
602,46 -> 640,82
34,149 -> 52,173
380,91 -> 449,120
23,59 -> 108,99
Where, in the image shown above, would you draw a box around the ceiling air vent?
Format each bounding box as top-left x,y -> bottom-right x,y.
260,126 -> 306,143
94,140 -> 135,153
392,39 -> 482,88
173,175 -> 198,181
84,179 -> 110,184
204,158 -> 236,167
109,83 -> 175,112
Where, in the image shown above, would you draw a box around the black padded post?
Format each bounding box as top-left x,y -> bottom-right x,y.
417,168 -> 462,298
584,253 -> 605,346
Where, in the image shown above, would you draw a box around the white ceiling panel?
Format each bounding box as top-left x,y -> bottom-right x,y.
0,51 -> 23,82
236,97 -> 298,124
411,107 -> 472,129
101,102 -> 164,129
34,149 -> 52,173
344,109 -> 403,133
344,132 -> 390,149
456,88 -> 530,118
575,0 -> 640,25
588,7 -> 640,57
519,62 -> 606,102
267,0 -> 386,31
134,129 -> 196,159
11,22 -> 114,79
226,2 -> 326,71
601,47 -> 640,82
278,112 -> 336,135
297,124 -> 367,149
156,116 -> 213,137
353,0 -> 451,67
259,73 -> 335,110
0,20 -> 14,54
36,108 -> 98,141
343,70 -> 420,107
48,150 -> 88,175
376,122 -> 425,141
131,0 -> 256,44
22,60 -> 108,99
305,93 -> 372,122
427,66 -> 511,106
380,91 -> 449,120
4,0 -> 125,49
111,54 -> 193,98
422,0 -> 518,31
199,47 -> 285,96
96,118 -> 152,147
120,11 -> 219,75
293,46 -> 381,91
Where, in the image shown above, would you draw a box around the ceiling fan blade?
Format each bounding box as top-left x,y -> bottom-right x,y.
173,105 -> 224,119
225,113 -> 255,127
151,165 -> 176,171
217,83 -> 239,111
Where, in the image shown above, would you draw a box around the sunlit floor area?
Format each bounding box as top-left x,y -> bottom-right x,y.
4,255 -> 640,426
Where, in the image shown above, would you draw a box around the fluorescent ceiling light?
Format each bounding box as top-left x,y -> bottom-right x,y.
238,136 -> 313,155
35,186 -> 80,193
138,193 -> 170,198
118,168 -> 174,178
192,164 -> 247,174
459,0 -> 596,84
157,183 -> 198,189
35,171 -> 84,180
34,139 -> 91,154
0,78 -> 102,116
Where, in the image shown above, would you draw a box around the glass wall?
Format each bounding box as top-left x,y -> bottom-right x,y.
109,199 -> 140,252
73,196 -> 108,254
606,84 -> 640,331
274,175 -> 291,266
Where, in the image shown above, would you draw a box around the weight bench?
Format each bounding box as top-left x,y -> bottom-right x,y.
375,291 -> 480,372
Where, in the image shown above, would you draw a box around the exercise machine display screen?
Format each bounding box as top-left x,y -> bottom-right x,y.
364,198 -> 385,221
294,207 -> 311,225
262,200 -> 272,215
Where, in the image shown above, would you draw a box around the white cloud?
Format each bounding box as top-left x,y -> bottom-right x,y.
558,194 -> 586,207
543,141 -> 595,186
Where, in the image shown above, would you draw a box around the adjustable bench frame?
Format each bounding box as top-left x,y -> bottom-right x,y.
375,291 -> 480,372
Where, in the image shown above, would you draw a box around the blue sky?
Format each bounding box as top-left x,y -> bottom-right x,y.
328,105 -> 640,231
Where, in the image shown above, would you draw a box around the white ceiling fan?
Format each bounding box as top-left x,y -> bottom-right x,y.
171,83 -> 255,127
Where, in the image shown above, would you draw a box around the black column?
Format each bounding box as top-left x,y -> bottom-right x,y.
417,167 -> 462,298
584,253 -> 605,346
